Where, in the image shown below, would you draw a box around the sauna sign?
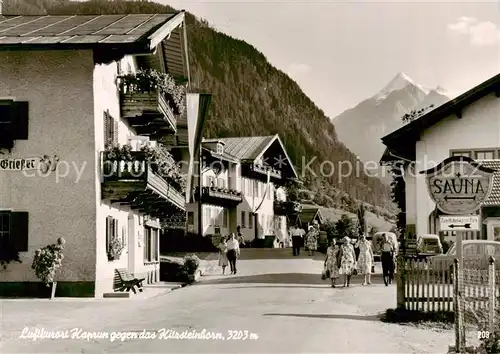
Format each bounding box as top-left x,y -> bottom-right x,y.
421,156 -> 495,215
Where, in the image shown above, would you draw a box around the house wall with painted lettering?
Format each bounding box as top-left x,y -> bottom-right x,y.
409,93 -> 500,237
0,50 -> 98,291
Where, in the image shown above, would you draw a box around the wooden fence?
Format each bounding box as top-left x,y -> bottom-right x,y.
398,256 -> 500,312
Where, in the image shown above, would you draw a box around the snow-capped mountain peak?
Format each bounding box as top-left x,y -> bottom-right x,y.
374,72 -> 429,100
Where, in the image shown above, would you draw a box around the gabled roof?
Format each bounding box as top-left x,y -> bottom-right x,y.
0,13 -> 183,53
218,136 -> 275,161
218,135 -> 299,178
299,207 -> 323,224
380,73 -> 500,162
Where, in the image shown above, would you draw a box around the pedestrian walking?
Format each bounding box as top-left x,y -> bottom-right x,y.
356,234 -> 374,285
236,225 -> 244,246
226,233 -> 240,274
338,236 -> 356,287
324,239 -> 340,287
305,222 -> 319,256
290,225 -> 303,256
217,236 -> 228,275
381,233 -> 395,286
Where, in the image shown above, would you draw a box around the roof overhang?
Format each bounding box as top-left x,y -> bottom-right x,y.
254,134 -> 299,179
148,12 -> 184,50
381,73 -> 500,159
201,147 -> 239,164
0,13 -> 188,67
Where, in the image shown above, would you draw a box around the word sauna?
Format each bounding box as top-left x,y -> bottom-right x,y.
422,156 -> 495,215
430,178 -> 485,196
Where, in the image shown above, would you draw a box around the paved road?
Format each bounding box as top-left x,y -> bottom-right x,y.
1,257 -> 454,353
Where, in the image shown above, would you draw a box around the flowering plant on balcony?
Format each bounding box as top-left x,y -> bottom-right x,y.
140,143 -> 187,193
103,144 -> 133,161
118,69 -> 186,115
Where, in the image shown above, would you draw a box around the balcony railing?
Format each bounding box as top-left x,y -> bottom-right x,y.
101,154 -> 185,213
195,186 -> 243,206
251,163 -> 282,178
120,91 -> 176,136
241,162 -> 282,183
274,200 -> 302,216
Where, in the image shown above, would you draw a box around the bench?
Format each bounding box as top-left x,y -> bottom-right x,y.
114,268 -> 145,294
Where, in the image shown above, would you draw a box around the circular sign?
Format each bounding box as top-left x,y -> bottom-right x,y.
421,156 -> 495,215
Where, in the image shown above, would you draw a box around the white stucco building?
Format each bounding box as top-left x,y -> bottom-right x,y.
0,13 -> 208,297
381,73 -> 500,242
186,135 -> 299,244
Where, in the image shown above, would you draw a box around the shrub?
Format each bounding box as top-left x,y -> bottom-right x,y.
183,254 -> 200,275
31,238 -> 65,286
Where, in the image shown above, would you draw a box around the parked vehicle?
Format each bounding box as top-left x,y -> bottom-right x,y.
429,240 -> 500,281
416,234 -> 443,256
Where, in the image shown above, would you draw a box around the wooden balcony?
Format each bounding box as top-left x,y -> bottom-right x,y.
195,186 -> 243,207
242,162 -> 282,183
274,200 -> 302,216
120,91 -> 176,136
101,156 -> 185,215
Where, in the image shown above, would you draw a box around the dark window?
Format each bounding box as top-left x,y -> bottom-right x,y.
144,227 -> 159,262
187,212 -> 194,225
0,211 -> 29,252
0,101 -> 13,148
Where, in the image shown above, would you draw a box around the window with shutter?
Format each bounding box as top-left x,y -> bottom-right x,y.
113,119 -> 119,146
0,101 -> 13,149
0,211 -> 10,251
152,229 -> 159,261
9,211 -> 29,252
248,213 -> 253,229
223,209 -> 228,228
103,111 -> 110,146
106,216 -> 113,257
143,227 -> 151,262
103,110 -> 118,146
11,101 -> 29,140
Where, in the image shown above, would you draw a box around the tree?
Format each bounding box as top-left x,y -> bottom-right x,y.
356,204 -> 366,236
401,104 -> 434,123
335,214 -> 358,240
320,220 -> 337,242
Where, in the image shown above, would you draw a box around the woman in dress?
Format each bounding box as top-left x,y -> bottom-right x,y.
217,236 -> 229,275
381,233 -> 395,286
324,239 -> 340,287
305,223 -> 319,256
339,236 -> 356,287
356,235 -> 374,285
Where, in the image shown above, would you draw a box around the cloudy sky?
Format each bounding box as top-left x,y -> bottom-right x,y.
164,0 -> 499,118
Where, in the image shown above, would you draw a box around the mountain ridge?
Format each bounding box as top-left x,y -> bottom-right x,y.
333,72 -> 450,166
